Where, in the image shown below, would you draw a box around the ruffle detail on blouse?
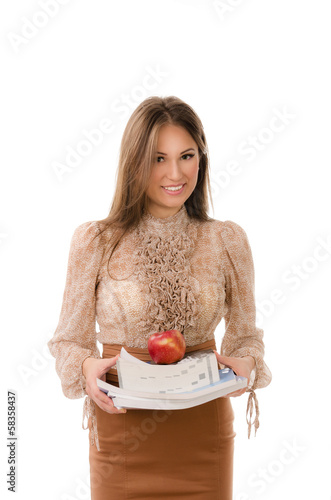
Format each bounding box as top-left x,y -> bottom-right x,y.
82,395 -> 100,452
131,221 -> 200,344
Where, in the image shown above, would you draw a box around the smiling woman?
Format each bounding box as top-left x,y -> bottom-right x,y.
145,124 -> 200,218
47,95 -> 272,500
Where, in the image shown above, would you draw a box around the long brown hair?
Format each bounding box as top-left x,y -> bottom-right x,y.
92,95 -> 215,279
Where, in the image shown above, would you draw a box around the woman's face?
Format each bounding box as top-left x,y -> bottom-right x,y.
145,124 -> 200,218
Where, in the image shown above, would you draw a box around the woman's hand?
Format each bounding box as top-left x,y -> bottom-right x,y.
213,351 -> 255,398
82,355 -> 127,414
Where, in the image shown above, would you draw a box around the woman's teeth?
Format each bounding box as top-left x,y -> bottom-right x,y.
163,184 -> 184,191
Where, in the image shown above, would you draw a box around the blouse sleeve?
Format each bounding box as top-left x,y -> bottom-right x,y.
47,221 -> 104,400
220,220 -> 272,437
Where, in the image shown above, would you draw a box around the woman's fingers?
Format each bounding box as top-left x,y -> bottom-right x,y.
99,354 -> 120,377
93,389 -> 127,414
214,352 -> 234,367
85,354 -> 127,414
96,355 -> 127,413
89,375 -> 127,414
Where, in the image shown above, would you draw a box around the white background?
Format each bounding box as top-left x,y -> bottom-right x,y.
1,1 -> 330,499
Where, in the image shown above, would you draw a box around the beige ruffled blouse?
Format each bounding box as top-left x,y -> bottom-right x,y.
48,204 -> 272,451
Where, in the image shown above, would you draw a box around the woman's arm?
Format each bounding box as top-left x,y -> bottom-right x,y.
217,220 -> 272,437
47,221 -> 104,399
219,220 -> 272,392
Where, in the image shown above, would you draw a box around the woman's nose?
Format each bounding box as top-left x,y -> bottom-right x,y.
167,160 -> 183,178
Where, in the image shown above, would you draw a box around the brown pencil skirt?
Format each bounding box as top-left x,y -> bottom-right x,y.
88,341 -> 236,500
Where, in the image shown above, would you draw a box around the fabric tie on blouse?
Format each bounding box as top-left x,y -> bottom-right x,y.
246,388 -> 260,438
82,395 -> 99,451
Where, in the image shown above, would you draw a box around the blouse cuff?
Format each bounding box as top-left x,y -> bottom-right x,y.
227,346 -> 268,391
79,352 -> 94,396
56,347 -> 101,399
80,349 -> 102,393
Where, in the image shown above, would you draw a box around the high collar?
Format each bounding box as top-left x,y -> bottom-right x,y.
139,204 -> 191,237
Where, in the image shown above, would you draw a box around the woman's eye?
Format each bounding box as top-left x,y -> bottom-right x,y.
155,153 -> 195,163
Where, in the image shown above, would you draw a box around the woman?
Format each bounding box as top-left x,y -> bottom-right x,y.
48,95 -> 272,499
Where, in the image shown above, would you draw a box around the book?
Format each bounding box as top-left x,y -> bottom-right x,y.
116,347 -> 221,393
96,348 -> 248,410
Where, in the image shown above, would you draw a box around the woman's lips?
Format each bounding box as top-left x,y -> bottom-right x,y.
161,184 -> 186,195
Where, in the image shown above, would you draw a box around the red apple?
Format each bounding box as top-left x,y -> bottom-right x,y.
148,329 -> 186,364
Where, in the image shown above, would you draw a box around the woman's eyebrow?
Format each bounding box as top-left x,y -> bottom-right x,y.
156,148 -> 196,155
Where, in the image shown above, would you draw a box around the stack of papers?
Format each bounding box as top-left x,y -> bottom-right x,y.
96,348 -> 247,410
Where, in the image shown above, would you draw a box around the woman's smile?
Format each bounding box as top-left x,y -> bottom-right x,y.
161,183 -> 186,195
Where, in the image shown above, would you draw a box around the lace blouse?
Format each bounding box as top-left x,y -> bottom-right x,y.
47,204 -> 272,451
